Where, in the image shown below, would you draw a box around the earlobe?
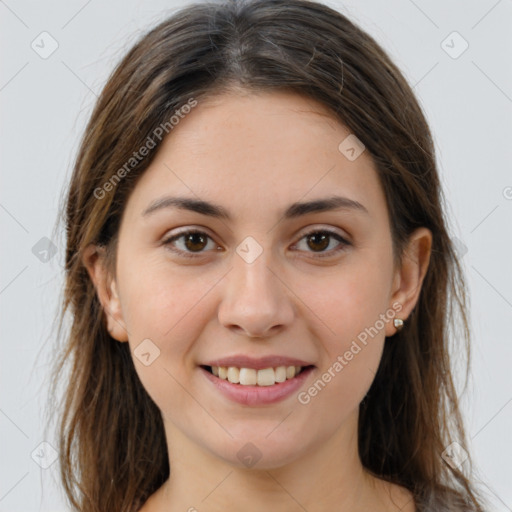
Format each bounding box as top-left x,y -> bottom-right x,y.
81,243 -> 129,343
386,227 -> 432,336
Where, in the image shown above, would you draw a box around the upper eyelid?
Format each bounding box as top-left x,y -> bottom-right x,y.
163,225 -> 351,252
163,224 -> 350,242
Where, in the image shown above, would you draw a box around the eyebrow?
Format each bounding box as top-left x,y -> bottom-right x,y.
142,195 -> 369,220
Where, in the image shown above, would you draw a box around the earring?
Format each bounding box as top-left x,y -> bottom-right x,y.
393,318 -> 404,331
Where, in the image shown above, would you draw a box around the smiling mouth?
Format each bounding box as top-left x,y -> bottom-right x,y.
201,364 -> 315,386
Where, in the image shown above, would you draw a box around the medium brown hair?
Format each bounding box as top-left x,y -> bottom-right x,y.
49,0 -> 488,510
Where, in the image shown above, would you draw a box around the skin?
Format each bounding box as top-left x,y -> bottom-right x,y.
83,90 -> 431,512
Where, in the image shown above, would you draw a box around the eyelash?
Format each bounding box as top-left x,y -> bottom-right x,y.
162,228 -> 351,260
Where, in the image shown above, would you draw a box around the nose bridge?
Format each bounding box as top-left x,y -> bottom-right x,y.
217,242 -> 293,337
235,249 -> 278,300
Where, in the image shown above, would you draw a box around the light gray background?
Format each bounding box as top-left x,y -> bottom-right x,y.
1,0 -> 511,510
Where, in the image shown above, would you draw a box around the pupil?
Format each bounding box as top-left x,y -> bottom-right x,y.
308,233 -> 329,251
185,233 -> 206,252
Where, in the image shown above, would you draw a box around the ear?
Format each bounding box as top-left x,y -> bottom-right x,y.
82,243 -> 129,342
386,227 -> 432,337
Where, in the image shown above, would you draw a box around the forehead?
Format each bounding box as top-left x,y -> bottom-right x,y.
123,91 -> 387,223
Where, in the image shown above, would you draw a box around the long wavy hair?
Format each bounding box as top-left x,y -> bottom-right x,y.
48,0 -> 488,510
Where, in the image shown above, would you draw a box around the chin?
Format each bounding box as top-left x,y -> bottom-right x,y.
207,433 -> 307,470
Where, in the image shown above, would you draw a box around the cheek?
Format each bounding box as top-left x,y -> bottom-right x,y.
298,252 -> 392,396
120,273 -> 215,424
307,256 -> 392,342
120,256 -> 214,340
118,260 -> 215,394
296,268 -> 389,427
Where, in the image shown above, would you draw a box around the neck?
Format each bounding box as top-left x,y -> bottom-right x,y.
152,411 -> 394,512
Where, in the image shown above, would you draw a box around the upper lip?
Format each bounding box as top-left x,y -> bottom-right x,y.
201,355 -> 315,370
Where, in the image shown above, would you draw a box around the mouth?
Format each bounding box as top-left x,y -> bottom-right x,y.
199,362 -> 316,406
200,364 -> 315,386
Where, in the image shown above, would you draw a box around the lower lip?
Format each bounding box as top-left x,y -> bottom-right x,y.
200,366 -> 315,406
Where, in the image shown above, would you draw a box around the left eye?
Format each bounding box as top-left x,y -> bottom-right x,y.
163,228 -> 350,259
292,229 -> 350,258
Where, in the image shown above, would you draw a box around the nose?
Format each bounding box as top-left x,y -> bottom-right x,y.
217,249 -> 295,338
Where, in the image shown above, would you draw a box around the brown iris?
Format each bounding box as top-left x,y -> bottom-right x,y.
306,232 -> 330,252
183,232 -> 208,252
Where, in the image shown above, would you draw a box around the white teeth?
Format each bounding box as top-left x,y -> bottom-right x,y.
274,366 -> 287,383
239,368 -> 257,385
257,368 -> 275,386
227,366 -> 240,384
210,365 -> 305,385
286,366 -> 296,379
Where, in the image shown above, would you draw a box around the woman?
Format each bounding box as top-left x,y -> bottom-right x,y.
50,0 -> 488,510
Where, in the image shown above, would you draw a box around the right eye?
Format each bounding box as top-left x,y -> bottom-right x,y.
162,229 -> 221,259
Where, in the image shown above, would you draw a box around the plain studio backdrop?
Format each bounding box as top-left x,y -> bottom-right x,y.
1,0 -> 511,510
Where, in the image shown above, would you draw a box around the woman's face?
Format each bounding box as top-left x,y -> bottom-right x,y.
92,91 -> 429,469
